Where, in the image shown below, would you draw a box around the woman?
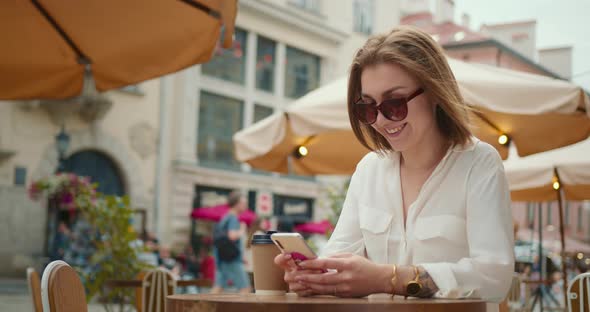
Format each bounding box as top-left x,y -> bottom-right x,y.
275,25 -> 514,307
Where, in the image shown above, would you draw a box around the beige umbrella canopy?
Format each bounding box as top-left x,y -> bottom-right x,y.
504,137 -> 590,202
503,137 -> 590,305
234,58 -> 590,175
0,0 -> 237,100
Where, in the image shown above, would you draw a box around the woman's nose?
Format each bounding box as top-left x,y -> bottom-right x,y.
374,107 -> 389,125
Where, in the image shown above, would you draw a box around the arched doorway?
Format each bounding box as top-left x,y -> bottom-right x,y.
63,150 -> 126,196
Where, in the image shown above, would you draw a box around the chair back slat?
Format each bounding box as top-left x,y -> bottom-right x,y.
135,271 -> 147,312
568,272 -> 590,312
41,260 -> 87,312
27,267 -> 43,312
142,269 -> 176,312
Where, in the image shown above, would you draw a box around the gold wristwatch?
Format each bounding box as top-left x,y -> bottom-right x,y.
405,265 -> 422,296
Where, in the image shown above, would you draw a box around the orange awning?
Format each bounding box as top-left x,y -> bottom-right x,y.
0,0 -> 237,100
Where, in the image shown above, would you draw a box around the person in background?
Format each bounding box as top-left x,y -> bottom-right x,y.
176,244 -> 200,294
199,242 -> 216,283
210,191 -> 251,294
51,222 -> 71,261
159,246 -> 181,277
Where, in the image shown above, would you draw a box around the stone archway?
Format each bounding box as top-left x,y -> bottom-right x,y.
32,127 -> 148,207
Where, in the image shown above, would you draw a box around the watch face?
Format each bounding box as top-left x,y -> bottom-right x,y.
406,281 -> 422,295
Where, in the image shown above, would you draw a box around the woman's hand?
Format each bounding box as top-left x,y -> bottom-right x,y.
274,253 -> 323,296
294,253 -> 393,297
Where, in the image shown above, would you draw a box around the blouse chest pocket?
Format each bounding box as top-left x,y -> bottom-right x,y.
414,215 -> 466,243
359,205 -> 394,262
413,215 -> 467,262
359,208 -> 393,234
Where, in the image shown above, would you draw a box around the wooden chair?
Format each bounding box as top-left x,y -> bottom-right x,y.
141,269 -> 177,312
27,267 -> 43,312
568,272 -> 590,312
135,271 -> 147,312
41,260 -> 88,312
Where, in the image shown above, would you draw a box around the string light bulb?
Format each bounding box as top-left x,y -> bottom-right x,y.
498,134 -> 510,146
552,176 -> 561,190
294,145 -> 308,158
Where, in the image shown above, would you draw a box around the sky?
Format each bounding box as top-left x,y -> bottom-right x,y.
450,0 -> 590,91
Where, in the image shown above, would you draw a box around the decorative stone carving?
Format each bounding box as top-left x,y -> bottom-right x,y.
128,122 -> 157,159
40,94 -> 113,125
78,95 -> 113,123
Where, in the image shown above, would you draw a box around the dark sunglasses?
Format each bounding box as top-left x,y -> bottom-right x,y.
353,88 -> 424,124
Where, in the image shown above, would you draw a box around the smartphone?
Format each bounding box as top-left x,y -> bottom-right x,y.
270,232 -> 318,264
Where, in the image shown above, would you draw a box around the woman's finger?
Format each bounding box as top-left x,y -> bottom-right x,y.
295,289 -> 314,297
289,282 -> 309,292
274,253 -> 293,269
296,271 -> 345,285
304,282 -> 344,296
285,269 -> 323,283
299,257 -> 350,271
275,253 -> 301,272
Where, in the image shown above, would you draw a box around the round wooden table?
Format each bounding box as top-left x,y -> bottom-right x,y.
166,293 -> 487,312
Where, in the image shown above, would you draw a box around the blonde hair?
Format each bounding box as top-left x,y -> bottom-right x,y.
347,25 -> 472,153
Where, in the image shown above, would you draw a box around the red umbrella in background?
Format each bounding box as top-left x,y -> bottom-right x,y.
294,220 -> 333,235
190,204 -> 257,226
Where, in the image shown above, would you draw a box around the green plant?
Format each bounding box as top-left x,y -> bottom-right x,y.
84,195 -> 151,310
30,174 -> 151,310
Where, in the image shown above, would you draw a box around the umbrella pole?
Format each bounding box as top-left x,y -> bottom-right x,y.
537,203 -> 545,312
555,179 -> 568,308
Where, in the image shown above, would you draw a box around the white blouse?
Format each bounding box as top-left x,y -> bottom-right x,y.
323,138 -> 514,304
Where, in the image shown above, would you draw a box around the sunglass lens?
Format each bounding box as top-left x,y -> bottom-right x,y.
355,104 -> 377,124
381,99 -> 407,121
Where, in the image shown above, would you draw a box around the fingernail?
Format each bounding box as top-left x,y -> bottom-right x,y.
298,261 -> 307,267
284,254 -> 292,259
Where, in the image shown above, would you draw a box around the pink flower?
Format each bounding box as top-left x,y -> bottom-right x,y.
61,192 -> 74,205
28,183 -> 40,200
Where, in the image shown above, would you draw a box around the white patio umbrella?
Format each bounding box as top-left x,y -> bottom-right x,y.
234,59 -> 590,174
234,57 -> 590,175
503,137 -> 590,305
504,138 -> 590,202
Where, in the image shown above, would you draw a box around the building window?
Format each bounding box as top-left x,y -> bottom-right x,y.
202,28 -> 247,85
274,194 -> 314,222
253,104 -> 274,123
194,185 -> 232,208
285,47 -> 320,98
290,0 -> 320,13
353,0 -> 374,35
197,92 -> 244,169
14,166 -> 26,186
256,36 -> 276,93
